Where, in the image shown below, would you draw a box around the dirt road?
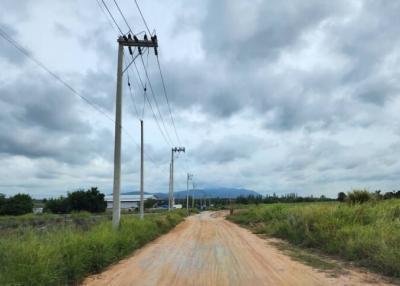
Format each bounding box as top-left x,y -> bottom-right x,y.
83,211 -> 394,286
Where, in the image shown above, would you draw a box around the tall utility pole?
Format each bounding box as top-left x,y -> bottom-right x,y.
139,120 -> 144,220
168,147 -> 185,210
112,34 -> 158,229
186,173 -> 193,212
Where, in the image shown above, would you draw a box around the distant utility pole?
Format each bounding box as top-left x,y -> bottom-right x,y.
168,162 -> 172,211
186,173 -> 193,212
168,147 -> 185,210
139,120 -> 144,220
192,182 -> 196,209
112,34 -> 158,229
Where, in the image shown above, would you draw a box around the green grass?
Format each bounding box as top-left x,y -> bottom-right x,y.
228,200 -> 400,277
0,210 -> 186,285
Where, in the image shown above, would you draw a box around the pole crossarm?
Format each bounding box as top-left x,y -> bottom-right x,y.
118,35 -> 158,48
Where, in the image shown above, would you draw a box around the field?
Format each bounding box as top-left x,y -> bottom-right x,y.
0,211 -> 186,286
228,200 -> 400,277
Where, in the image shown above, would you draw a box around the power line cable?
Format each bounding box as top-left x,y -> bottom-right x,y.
156,54 -> 182,145
0,26 -> 164,169
131,60 -> 172,147
96,0 -> 120,34
138,54 -> 175,145
113,0 -> 134,35
133,0 -> 152,36
101,0 -> 124,35
0,27 -> 116,124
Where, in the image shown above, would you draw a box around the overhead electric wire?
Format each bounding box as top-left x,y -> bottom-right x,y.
0,27 -> 116,124
132,0 -> 192,179
101,0 -> 124,35
126,69 -> 140,120
0,26 -> 163,168
96,0 -> 119,34
138,54 -> 175,146
156,54 -> 182,145
97,0 -> 191,177
133,0 -> 152,36
113,0 -> 134,35
130,60 -> 173,147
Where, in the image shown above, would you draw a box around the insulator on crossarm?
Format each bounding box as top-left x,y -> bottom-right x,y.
144,34 -> 148,41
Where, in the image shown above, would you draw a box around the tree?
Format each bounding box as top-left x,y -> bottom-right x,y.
1,194 -> 33,215
44,187 -> 106,214
337,192 -> 347,202
0,193 -> 6,214
144,198 -> 157,209
44,197 -> 70,214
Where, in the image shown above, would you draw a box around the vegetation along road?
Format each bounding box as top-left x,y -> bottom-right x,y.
83,211 -> 393,286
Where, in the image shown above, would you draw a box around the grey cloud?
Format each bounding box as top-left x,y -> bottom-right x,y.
195,135 -> 262,164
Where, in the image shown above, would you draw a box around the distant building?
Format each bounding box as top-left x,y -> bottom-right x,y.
105,194 -> 157,210
33,207 -> 43,214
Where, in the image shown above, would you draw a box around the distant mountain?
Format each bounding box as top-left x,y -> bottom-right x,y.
153,188 -> 260,199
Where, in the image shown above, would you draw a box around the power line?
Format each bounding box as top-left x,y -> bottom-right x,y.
96,0 -> 119,34
126,69 -> 140,119
105,0 -> 180,148
113,0 -> 134,35
138,53 -> 175,145
101,0 -> 124,35
0,26 -> 163,170
156,54 -> 182,145
133,0 -> 152,36
131,60 -> 172,147
130,0 -> 185,153
0,27 -> 116,124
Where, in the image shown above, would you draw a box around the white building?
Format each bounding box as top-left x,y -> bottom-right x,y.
105,194 -> 157,210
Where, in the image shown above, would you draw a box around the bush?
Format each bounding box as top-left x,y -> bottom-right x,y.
0,194 -> 33,215
347,189 -> 373,204
337,192 -> 347,202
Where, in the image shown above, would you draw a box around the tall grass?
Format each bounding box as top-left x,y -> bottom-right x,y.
229,200 -> 400,277
0,211 -> 186,285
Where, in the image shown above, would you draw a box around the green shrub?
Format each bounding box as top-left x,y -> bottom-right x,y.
347,189 -> 373,204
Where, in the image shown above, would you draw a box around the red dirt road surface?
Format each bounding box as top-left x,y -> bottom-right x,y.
83,211 -> 394,286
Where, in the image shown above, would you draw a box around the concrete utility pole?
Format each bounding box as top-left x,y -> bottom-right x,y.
168,147 -> 185,210
112,41 -> 124,229
168,162 -> 172,211
139,120 -> 144,220
186,173 -> 193,212
112,34 -> 158,229
192,182 -> 196,209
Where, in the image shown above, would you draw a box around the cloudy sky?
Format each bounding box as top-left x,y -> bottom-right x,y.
1,0 -> 400,198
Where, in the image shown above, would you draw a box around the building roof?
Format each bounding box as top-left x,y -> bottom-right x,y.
105,194 -> 157,202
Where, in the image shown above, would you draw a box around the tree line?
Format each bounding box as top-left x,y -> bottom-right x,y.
0,193 -> 33,215
44,187 -> 106,214
0,187 -> 106,216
